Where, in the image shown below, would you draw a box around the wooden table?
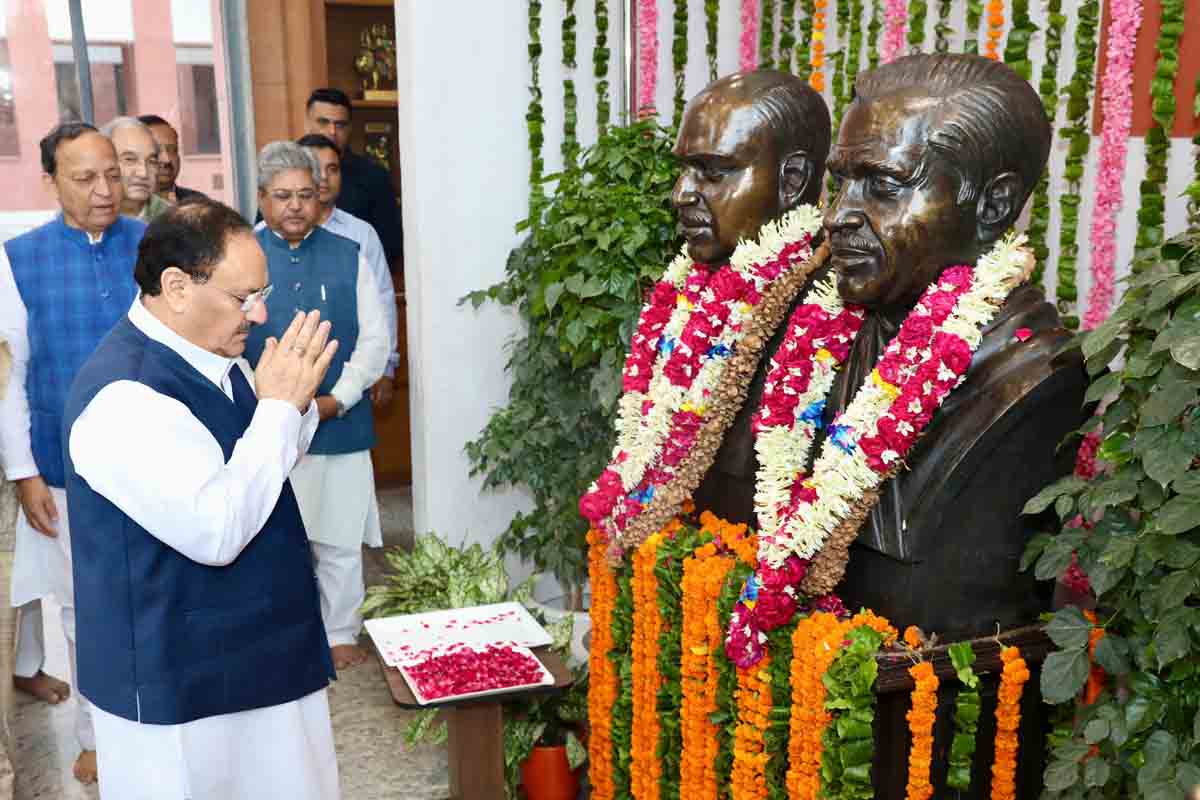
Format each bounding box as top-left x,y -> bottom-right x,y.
378,646 -> 574,800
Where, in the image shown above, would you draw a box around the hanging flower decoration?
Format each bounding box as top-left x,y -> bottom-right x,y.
963,0 -> 983,53
797,0 -> 817,82
561,0 -> 579,171
934,0 -> 953,52
595,0 -> 611,133
637,0 -> 659,115
611,566 -> 636,795
1082,0 -> 1143,328
527,0 -> 546,220
867,0 -> 883,68
989,645 -> 1029,800
1082,609 -> 1107,705
946,642 -> 981,791
882,0 -> 907,63
1001,0 -> 1034,79
632,532 -> 665,800
1025,0 -> 1064,288
810,0 -> 827,92
820,624 -> 889,799
671,0 -> 688,129
906,0 -> 927,52
779,0 -> 799,72
759,0 -> 777,69
705,0 -> 719,80
588,528 -> 619,800
730,655 -> 773,799
905,660 -> 939,800
784,612 -> 844,799
1189,75 -> 1200,225
741,0 -> 761,72
984,0 -> 1004,60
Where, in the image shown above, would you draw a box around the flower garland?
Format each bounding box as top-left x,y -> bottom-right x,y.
631,532 -> 665,800
580,206 -> 825,557
671,0 -> 688,130
1055,0 -> 1099,329
705,0 -> 719,80
784,611 -> 844,799
561,0 -> 579,172
779,0 -> 798,72
1083,0 -> 1143,328
832,0 -> 852,131
882,0 -> 907,63
1001,0 -> 1034,79
759,0 -> 777,69
637,0 -> 658,114
946,642 -> 981,791
905,660 -> 939,800
1026,0 -> 1064,287
763,625 -> 794,800
820,623 -> 890,799
906,0 -> 927,52
963,0 -> 983,53
989,646 -> 1029,800
797,0 -> 816,82
612,566 -> 636,796
741,0 -> 761,72
715,560 -> 752,791
722,235 -> 1033,667
595,0 -> 611,133
934,0 -> 952,52
984,0 -> 1004,60
810,0 -> 827,92
527,0 -> 546,221
867,0 -> 882,68
587,528 -> 619,800
730,654 -> 773,800
1133,0 -> 1185,265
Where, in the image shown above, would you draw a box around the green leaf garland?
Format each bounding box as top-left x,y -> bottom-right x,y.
672,0 -> 688,130
846,0 -> 863,100
1134,0 -> 1185,266
780,0 -> 799,72
1189,75 -> 1200,226
820,625 -> 885,799
561,0 -> 579,172
1026,0 -> 1064,287
761,0 -> 777,69
1055,0 -> 1099,329
1002,0 -> 1035,80
714,561 -> 751,792
907,0 -> 928,52
797,0 -> 815,81
765,623 -> 796,800
946,642 -> 981,791
611,566 -> 635,796
934,0 -> 952,52
964,0 -> 983,54
527,0 -> 546,221
867,0 -> 881,69
595,0 -> 611,134
706,0 -> 720,80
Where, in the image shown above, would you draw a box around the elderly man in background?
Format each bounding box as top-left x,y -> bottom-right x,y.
246,141 -> 390,670
101,117 -> 172,222
65,201 -> 339,799
0,121 -> 145,784
137,115 -> 208,205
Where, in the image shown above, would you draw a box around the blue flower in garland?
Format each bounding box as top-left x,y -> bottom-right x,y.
657,336 -> 676,355
829,424 -> 857,454
630,486 -> 655,505
798,399 -> 827,428
705,343 -> 732,359
739,573 -> 761,605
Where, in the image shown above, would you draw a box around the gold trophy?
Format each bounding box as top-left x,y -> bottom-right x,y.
355,24 -> 398,102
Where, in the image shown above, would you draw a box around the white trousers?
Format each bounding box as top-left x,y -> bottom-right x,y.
310,542 -> 364,648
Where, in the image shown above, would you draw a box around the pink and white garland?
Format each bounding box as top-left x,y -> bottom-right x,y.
882,0 -> 909,63
580,206 -> 825,551
726,233 -> 1035,666
637,0 -> 659,113
740,0 -> 760,72
1083,0 -> 1143,330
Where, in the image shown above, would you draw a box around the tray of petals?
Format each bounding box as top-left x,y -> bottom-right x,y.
366,601 -> 553,668
399,642 -> 555,705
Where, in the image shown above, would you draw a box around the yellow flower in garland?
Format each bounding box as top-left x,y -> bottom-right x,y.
989,646 -> 1029,800
631,533 -> 664,799
905,661 -> 939,800
587,528 -> 619,800
730,655 -> 773,799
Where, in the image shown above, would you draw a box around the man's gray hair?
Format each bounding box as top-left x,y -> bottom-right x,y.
256,141 -> 320,190
99,116 -> 158,151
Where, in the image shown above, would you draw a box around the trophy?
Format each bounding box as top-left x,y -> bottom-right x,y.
354,23 -> 398,102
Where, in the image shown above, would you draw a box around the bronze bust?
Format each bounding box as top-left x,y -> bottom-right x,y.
691,54 -> 1086,641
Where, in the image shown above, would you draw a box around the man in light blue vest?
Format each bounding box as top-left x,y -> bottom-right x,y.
245,141 -> 390,671
64,200 -> 340,799
0,121 -> 144,784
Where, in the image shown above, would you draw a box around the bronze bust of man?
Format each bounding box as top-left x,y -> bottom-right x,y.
693,54 -> 1086,641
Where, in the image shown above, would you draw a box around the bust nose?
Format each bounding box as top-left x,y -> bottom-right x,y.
824,206 -> 866,234
671,173 -> 699,210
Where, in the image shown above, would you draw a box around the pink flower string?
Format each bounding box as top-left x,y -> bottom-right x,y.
881,0 -> 908,63
740,0 -> 760,72
1083,0 -> 1143,330
637,0 -> 659,113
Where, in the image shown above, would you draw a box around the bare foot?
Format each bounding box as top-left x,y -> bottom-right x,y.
331,644 -> 368,670
73,750 -> 97,784
13,671 -> 70,704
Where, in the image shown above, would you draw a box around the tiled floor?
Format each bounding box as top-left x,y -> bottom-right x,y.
9,487 -> 450,800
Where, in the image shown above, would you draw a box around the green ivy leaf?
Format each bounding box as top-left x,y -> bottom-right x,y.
1041,648 -> 1090,704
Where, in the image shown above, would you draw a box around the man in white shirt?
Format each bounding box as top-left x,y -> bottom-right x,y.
64,200 -> 341,800
246,141 -> 391,670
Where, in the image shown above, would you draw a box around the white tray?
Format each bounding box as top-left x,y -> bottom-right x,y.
365,601 -> 553,668
399,643 -> 555,706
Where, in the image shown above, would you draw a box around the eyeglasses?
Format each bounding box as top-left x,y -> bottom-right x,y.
203,283 -> 274,312
269,189 -> 318,203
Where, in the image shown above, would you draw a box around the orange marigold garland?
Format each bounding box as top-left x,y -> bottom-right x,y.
905,660 -> 939,800
989,646 -> 1029,800
784,611 -> 844,798
1082,609 -> 1107,705
631,532 -> 665,799
730,655 -> 773,799
984,0 -> 1004,59
588,528 -> 619,800
810,0 -> 827,92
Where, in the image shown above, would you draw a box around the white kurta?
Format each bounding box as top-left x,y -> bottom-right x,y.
68,299 -> 339,800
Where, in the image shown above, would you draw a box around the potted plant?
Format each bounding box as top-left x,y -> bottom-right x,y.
506,669 -> 589,800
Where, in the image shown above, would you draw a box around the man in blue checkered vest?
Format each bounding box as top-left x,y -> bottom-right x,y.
0,122 -> 145,785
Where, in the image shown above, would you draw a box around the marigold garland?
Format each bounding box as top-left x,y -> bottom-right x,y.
989,646 -> 1030,800
784,612 -> 843,799
731,655 -> 773,799
905,660 -> 939,800
588,528 -> 619,800
631,532 -> 665,800
984,0 -> 1004,60
810,0 -> 827,92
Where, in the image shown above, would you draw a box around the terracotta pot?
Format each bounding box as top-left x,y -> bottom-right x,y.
520,745 -> 580,800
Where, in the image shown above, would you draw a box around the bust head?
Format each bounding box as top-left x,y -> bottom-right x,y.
824,53 -> 1050,309
672,70 -> 831,265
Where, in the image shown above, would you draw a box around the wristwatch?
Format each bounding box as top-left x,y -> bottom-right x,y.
335,399 -> 347,418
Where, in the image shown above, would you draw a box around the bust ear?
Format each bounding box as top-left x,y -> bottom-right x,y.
779,151 -> 816,209
975,171 -> 1023,243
